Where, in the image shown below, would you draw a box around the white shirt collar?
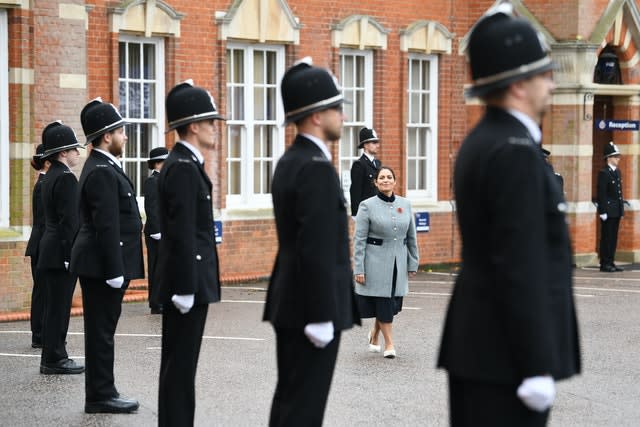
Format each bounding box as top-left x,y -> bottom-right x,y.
93,148 -> 122,168
609,164 -> 617,171
363,151 -> 376,162
177,140 -> 204,164
507,109 -> 542,144
300,133 -> 332,161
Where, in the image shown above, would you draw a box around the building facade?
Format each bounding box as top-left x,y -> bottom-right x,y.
2,0 -> 640,312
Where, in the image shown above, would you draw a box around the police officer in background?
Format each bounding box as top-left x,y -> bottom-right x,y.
541,147 -> 564,193
264,58 -> 360,426
597,141 -> 624,272
437,5 -> 581,426
144,146 -> 169,314
38,122 -> 84,375
349,127 -> 380,217
25,143 -> 48,349
155,80 -> 223,426
71,98 -> 144,413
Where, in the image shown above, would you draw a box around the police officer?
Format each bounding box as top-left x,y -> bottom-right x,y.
38,122 -> 84,375
71,98 -> 144,413
597,141 -> 624,272
541,147 -> 564,193
264,58 -> 360,426
350,127 -> 380,216
156,80 -> 223,426
437,5 -> 581,426
144,146 -> 168,314
25,143 -> 48,349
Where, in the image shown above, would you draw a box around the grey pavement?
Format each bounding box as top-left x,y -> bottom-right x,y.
1,268 -> 640,426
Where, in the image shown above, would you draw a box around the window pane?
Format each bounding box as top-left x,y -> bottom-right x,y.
125,124 -> 138,158
422,94 -> 430,124
119,42 -> 126,78
410,93 -> 420,123
343,56 -> 354,87
144,83 -> 155,118
267,51 -> 276,84
343,90 -> 354,119
355,90 -> 364,121
229,162 -> 241,194
356,57 -> 364,86
144,44 -> 155,79
129,83 -> 141,118
254,50 -> 264,84
408,159 -> 416,190
266,87 -> 276,120
234,87 -> 244,120
140,123 -> 150,156
407,129 -> 417,157
420,128 -> 429,156
254,87 -> 264,120
422,61 -> 430,90
128,43 -> 140,79
119,81 -> 127,115
228,125 -> 242,158
233,50 -> 244,83
253,126 -> 262,157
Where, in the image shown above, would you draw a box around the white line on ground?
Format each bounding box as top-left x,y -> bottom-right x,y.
221,300 -> 265,304
0,331 -> 264,341
0,352 -> 84,359
574,286 -> 640,294
221,286 -> 266,291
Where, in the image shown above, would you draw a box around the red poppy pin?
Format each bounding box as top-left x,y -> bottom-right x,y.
397,207 -> 403,214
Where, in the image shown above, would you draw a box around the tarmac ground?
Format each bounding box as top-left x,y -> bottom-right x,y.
1,266 -> 640,426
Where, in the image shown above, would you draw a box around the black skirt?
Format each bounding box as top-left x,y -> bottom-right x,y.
356,261 -> 403,323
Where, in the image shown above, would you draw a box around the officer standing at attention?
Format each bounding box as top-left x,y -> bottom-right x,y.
597,141 -> 624,272
38,121 -> 84,375
71,98 -> 144,414
349,126 -> 380,217
264,58 -> 360,427
144,146 -> 169,314
25,143 -> 49,349
155,80 -> 223,426
437,5 -> 581,427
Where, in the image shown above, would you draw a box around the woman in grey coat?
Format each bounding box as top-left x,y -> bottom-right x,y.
353,166 -> 419,358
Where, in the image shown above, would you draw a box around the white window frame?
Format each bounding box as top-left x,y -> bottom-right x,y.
118,35 -> 165,200
406,53 -> 438,201
0,10 -> 8,227
338,49 -> 373,196
225,43 -> 285,208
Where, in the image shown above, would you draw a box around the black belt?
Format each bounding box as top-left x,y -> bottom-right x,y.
366,237 -> 382,246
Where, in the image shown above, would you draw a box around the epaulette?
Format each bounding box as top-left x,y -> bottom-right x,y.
96,164 -> 108,168
507,137 -> 531,146
312,156 -> 328,162
178,158 -> 191,163
63,170 -> 73,174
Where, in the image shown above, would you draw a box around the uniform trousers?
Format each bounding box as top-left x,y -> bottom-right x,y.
600,216 -> 621,267
144,236 -> 160,309
29,257 -> 46,346
80,277 -> 126,402
448,374 -> 549,427
158,303 -> 208,427
269,328 -> 341,427
41,269 -> 76,363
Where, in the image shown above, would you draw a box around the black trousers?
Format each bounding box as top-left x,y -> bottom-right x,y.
448,374 -> 549,427
158,303 -> 208,427
41,268 -> 76,364
79,276 -> 126,402
600,216 -> 621,267
145,236 -> 160,309
29,256 -> 46,345
269,328 -> 341,427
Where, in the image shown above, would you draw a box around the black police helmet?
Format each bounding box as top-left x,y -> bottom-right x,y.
166,80 -> 224,131
80,97 -> 127,144
42,120 -> 83,159
358,127 -> 380,148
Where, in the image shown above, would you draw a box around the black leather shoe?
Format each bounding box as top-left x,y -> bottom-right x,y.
613,264 -> 624,272
40,358 -> 85,375
85,397 -> 140,414
600,265 -> 617,272
150,306 -> 163,314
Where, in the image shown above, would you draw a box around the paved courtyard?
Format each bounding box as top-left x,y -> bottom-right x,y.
1,267 -> 639,426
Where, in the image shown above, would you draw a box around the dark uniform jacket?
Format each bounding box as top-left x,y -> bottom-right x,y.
349,154 -> 378,216
438,107 -> 581,384
264,135 -> 360,331
25,173 -> 46,257
38,160 -> 79,270
143,170 -> 160,237
597,165 -> 624,218
71,149 -> 144,280
154,142 -> 220,305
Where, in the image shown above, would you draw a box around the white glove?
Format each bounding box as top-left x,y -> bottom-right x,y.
106,276 -> 124,289
600,213 -> 608,221
351,216 -> 356,222
171,294 -> 195,314
150,233 -> 161,240
64,261 -> 69,271
304,322 -> 334,348
517,376 -> 556,412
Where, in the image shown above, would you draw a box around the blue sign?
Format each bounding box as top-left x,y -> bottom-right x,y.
415,212 -> 430,232
596,119 -> 640,131
214,220 -> 222,244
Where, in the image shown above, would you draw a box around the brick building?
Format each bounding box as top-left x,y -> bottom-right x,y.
2,0 -> 640,312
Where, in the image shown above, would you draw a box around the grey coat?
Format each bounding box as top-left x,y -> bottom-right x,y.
353,194 -> 419,297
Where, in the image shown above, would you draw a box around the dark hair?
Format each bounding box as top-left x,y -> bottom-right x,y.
374,165 -> 396,181
176,124 -> 189,138
30,157 -> 44,171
